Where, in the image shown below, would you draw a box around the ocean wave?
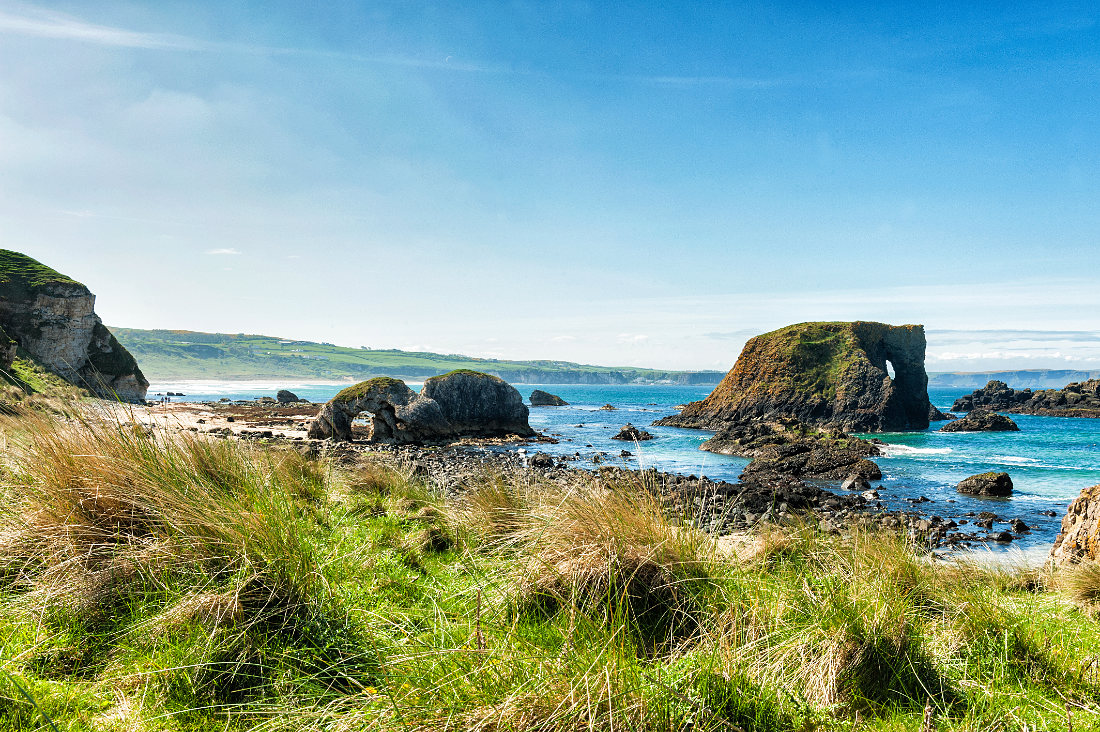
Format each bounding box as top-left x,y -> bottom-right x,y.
877,444 -> 954,456
992,455 -> 1039,465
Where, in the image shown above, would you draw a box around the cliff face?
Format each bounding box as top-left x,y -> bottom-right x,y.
657,321 -> 932,433
0,251 -> 148,402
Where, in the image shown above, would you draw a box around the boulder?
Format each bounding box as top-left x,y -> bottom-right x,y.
929,405 -> 955,421
277,389 -> 303,404
1050,484 -> 1100,565
308,370 -> 535,443
956,471 -> 1013,497
0,250 -> 148,401
529,389 -> 568,406
655,321 -> 933,433
939,409 -> 1020,433
611,423 -> 653,441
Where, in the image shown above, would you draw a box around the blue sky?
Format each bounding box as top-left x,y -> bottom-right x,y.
1,1 -> 1099,371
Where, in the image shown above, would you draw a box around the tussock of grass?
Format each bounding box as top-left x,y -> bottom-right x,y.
0,413 -> 1099,731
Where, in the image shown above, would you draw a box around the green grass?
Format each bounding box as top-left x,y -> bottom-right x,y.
0,413 -> 1098,731
0,250 -> 80,292
109,327 -> 725,384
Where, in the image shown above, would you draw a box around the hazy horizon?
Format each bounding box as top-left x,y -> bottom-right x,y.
3,2 -> 1099,372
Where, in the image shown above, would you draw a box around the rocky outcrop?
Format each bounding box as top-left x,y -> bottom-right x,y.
953,378 -> 1100,418
939,410 -> 1020,433
701,419 -> 882,482
277,389 -> 304,404
655,321 -> 932,433
1050,484 -> 1100,565
929,405 -> 955,421
0,250 -> 148,402
952,380 -> 1032,412
529,389 -> 568,406
308,370 -> 535,443
956,472 -> 1013,497
611,424 -> 653,441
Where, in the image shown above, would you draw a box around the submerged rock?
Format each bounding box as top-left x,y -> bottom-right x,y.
939,409 -> 1020,433
308,370 -> 535,444
956,471 -> 1013,497
655,321 -> 933,433
0,249 -> 148,401
529,389 -> 568,406
1050,484 -> 1100,565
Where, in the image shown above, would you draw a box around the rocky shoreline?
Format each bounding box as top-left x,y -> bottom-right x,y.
133,399 -> 1039,553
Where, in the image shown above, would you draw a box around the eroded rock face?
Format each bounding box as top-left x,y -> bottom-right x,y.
1050,484 -> 1100,565
956,472 -> 1013,497
277,389 -> 303,404
939,410 -> 1020,433
530,389 -> 568,406
655,321 -> 932,433
0,250 -> 148,402
308,370 -> 535,443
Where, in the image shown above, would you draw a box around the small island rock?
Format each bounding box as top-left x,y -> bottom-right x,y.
529,389 -> 568,407
611,423 -> 653,441
956,471 -> 1013,497
939,409 -> 1020,433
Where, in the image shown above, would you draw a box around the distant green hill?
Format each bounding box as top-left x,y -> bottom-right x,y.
110,328 -> 725,385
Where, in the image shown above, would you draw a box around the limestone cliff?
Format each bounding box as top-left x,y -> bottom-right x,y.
656,321 -> 932,433
0,250 -> 148,402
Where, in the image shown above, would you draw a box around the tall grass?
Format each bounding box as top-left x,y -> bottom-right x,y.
0,413 -> 1099,730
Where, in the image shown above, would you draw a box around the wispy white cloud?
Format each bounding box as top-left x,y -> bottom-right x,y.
0,6 -> 199,49
206,248 -> 240,255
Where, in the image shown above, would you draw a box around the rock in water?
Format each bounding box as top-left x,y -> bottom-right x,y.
708,419 -> 883,481
308,370 -> 535,443
952,380 -> 1032,412
655,321 -> 932,433
1050,484 -> 1100,565
529,389 -> 568,406
956,471 -> 1013,497
939,409 -> 1020,433
611,423 -> 653,441
0,250 -> 148,401
277,389 -> 303,404
954,378 -> 1100,419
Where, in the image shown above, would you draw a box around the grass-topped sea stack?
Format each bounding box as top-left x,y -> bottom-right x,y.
309,369 -> 534,443
659,321 -> 933,433
0,250 -> 148,402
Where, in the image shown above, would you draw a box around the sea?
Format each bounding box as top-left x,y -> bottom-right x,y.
149,381 -> 1100,558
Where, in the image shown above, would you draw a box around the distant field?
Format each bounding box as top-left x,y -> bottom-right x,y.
111,327 -> 725,385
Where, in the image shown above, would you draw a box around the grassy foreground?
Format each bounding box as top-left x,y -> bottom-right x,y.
1,416 -> 1099,730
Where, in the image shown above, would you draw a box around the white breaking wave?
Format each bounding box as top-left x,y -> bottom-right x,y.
877,444 -> 954,457
992,455 -> 1040,465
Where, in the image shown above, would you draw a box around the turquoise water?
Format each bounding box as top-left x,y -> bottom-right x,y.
150,381 -> 1100,552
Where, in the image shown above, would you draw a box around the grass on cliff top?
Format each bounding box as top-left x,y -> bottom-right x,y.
0,249 -> 80,290
0,413 -> 1099,731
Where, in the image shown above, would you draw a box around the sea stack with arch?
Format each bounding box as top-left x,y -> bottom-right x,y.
308,370 -> 535,443
656,321 -> 933,433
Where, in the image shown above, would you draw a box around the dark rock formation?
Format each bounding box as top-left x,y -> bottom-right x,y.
956,471 -> 1013,497
952,380 -> 1033,412
1050,484 -> 1100,565
929,405 -> 955,421
277,389 -> 304,404
701,419 -> 882,482
655,321 -> 932,433
529,389 -> 568,406
308,370 -> 535,443
953,378 -> 1100,418
939,409 -> 1020,433
0,250 -> 148,401
611,423 -> 653,441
